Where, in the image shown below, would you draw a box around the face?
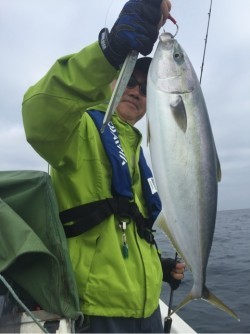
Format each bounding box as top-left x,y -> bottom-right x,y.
114,69 -> 147,125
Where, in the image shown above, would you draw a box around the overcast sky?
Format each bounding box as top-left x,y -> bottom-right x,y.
1,0 -> 249,211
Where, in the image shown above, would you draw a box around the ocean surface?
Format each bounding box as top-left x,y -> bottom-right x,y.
157,208 -> 250,333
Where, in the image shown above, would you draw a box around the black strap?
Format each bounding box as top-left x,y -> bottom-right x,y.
60,199 -> 113,238
60,197 -> 155,244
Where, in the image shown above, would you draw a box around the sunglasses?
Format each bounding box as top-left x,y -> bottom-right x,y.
127,75 -> 147,97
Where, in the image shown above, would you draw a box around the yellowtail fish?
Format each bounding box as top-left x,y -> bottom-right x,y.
147,32 -> 239,321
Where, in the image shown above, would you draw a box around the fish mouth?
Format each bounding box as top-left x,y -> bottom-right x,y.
169,88 -> 194,94
153,85 -> 194,95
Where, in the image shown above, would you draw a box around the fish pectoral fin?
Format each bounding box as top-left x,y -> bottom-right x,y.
170,95 -> 187,133
201,285 -> 239,321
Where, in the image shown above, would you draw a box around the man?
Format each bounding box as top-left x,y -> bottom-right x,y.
22,0 -> 185,332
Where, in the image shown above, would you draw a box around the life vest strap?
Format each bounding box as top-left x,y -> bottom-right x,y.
60,197 -> 156,244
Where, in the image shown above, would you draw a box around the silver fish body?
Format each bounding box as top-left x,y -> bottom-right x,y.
147,32 -> 238,320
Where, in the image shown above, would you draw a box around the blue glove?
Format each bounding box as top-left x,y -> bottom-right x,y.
99,0 -> 162,69
161,257 -> 181,290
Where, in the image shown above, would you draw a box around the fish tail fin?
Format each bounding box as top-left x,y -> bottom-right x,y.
201,285 -> 240,321
170,285 -> 240,321
170,292 -> 193,316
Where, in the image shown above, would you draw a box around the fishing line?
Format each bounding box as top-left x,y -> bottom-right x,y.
104,0 -> 116,29
102,0 -> 124,65
200,0 -> 213,84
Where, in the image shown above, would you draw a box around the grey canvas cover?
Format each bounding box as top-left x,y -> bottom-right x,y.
0,170 -> 81,320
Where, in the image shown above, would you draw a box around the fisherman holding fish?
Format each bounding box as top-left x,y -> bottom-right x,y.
22,0 -> 185,332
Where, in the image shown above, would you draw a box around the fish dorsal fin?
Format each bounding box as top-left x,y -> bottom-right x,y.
170,95 -> 187,132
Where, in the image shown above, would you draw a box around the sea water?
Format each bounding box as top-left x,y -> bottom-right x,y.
158,208 -> 250,333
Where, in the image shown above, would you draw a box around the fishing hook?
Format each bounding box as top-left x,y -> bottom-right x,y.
163,14 -> 179,38
168,14 -> 179,37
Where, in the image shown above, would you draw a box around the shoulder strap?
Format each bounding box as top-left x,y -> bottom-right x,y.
87,110 -> 132,199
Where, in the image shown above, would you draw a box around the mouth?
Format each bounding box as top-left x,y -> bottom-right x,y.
121,99 -> 139,110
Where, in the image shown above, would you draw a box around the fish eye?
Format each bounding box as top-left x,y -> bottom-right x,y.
173,49 -> 184,64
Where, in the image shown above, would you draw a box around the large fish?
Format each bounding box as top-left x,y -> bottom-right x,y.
147,32 -> 239,320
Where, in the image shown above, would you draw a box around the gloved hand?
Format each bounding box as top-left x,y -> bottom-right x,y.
161,257 -> 184,291
99,0 -> 165,69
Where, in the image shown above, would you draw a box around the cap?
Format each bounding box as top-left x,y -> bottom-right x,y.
134,57 -> 152,75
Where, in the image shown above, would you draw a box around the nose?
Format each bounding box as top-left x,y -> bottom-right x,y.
128,84 -> 140,97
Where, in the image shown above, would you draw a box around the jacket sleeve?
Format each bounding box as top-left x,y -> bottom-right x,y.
22,41 -> 117,167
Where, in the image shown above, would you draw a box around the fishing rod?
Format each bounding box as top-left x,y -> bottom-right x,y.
164,252 -> 178,333
200,0 -> 213,84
